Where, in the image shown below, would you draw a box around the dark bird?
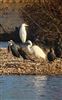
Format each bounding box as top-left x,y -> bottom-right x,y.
54,45 -> 62,58
8,40 -> 34,61
8,40 -> 28,59
47,48 -> 56,61
54,36 -> 62,58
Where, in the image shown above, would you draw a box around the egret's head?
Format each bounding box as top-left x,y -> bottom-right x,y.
22,23 -> 28,27
26,40 -> 32,47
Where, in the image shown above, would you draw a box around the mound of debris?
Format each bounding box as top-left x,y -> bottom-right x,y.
0,48 -> 62,75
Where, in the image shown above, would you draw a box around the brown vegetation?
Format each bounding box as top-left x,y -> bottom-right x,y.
0,48 -> 62,75
22,0 -> 62,47
0,0 -> 62,46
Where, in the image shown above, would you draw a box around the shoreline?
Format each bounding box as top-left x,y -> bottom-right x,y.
0,48 -> 62,75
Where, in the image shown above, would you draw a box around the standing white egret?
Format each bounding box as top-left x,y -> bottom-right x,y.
26,40 -> 47,59
19,23 -> 28,43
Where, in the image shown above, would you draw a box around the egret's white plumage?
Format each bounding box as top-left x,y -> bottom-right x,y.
19,23 -> 28,43
27,40 -> 46,59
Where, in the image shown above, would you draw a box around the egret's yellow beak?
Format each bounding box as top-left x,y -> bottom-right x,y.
25,24 -> 28,26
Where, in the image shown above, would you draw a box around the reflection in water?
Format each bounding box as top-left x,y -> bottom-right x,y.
32,76 -> 48,100
0,75 -> 62,100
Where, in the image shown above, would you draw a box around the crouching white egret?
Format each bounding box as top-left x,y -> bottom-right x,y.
26,40 -> 47,60
19,23 -> 28,43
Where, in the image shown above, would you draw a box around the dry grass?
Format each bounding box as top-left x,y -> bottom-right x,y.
0,48 -> 62,75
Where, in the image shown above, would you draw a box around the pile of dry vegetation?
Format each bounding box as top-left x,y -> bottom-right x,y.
0,48 -> 62,75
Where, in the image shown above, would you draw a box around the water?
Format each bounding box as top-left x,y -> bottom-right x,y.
0,42 -> 8,48
0,75 -> 62,100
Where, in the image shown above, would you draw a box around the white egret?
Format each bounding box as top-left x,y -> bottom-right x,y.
26,40 -> 47,59
19,23 -> 28,43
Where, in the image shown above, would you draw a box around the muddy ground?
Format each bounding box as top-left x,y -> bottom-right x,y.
0,48 -> 62,75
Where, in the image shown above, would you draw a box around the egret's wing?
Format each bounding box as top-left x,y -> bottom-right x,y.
32,45 -> 46,59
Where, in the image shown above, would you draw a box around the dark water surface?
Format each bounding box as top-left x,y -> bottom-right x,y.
0,75 -> 62,100
0,42 -> 8,48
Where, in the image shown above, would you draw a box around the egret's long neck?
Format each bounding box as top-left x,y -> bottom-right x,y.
27,44 -> 33,54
